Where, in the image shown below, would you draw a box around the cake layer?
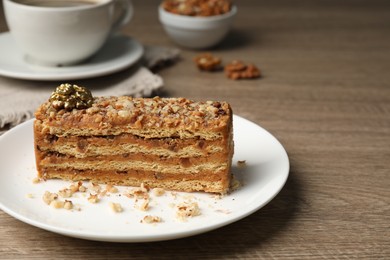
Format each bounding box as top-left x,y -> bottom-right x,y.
35,131 -> 229,158
37,153 -> 229,173
39,168 -> 230,193
34,96 -> 232,140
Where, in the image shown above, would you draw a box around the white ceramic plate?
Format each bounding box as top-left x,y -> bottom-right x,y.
0,115 -> 289,242
0,32 -> 144,81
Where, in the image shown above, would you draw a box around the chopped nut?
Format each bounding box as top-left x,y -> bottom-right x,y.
58,188 -> 73,198
89,182 -> 101,193
109,202 -> 123,213
87,193 -> 99,203
136,199 -> 150,211
69,181 -> 82,193
163,0 -> 232,16
99,190 -> 108,197
94,115 -> 103,123
118,110 -> 130,118
43,191 -> 58,205
124,183 -> 150,200
50,200 -> 65,209
141,215 -> 161,224
152,188 -> 165,197
176,201 -> 201,220
64,200 -> 73,210
78,185 -> 87,192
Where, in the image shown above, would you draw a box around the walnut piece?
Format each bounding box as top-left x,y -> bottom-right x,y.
136,199 -> 150,211
49,83 -> 93,111
89,182 -> 101,193
124,183 -> 150,200
43,191 -> 58,205
63,200 -> 74,210
224,60 -> 261,80
153,188 -> 166,197
194,53 -> 222,71
50,200 -> 65,209
176,201 -> 201,220
109,202 -> 123,213
162,0 -> 232,16
141,215 -> 161,224
87,194 -> 99,203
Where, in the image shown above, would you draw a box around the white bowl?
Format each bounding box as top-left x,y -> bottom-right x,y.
158,5 -> 237,49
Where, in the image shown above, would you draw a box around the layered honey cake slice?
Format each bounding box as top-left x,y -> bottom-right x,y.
34,84 -> 234,193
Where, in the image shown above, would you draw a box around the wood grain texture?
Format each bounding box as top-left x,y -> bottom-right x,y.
0,0 -> 389,259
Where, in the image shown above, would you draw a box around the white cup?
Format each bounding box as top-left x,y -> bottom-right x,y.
3,0 -> 133,66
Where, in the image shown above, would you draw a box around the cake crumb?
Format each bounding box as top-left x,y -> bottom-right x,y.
136,199 -> 150,211
69,181 -> 83,193
215,209 -> 231,214
176,201 -> 201,221
153,188 -> 165,196
26,193 -> 34,199
99,190 -> 107,198
141,215 -> 161,224
43,191 -> 58,205
64,200 -> 73,210
32,177 -> 42,184
79,185 -> 87,192
109,202 -> 123,213
89,182 -> 101,193
88,193 -> 99,203
50,200 -> 65,209
125,186 -> 149,200
58,188 -> 74,198
237,160 -> 247,168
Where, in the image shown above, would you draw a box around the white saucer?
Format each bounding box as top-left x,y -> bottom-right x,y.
0,32 -> 144,81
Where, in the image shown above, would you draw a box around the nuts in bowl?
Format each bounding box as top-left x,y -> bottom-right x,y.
159,0 -> 237,49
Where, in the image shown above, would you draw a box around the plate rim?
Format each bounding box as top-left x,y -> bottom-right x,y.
0,32 -> 144,81
0,115 -> 289,242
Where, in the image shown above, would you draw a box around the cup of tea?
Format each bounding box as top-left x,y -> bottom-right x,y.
3,0 -> 133,66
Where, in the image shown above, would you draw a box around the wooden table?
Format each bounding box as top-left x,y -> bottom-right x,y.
1,0 -> 389,258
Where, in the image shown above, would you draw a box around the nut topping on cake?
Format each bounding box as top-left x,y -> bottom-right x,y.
49,83 -> 93,111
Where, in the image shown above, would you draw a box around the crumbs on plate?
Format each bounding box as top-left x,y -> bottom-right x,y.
31,179 -> 242,224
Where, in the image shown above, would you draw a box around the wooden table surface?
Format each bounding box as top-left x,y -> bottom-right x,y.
1,0 -> 389,258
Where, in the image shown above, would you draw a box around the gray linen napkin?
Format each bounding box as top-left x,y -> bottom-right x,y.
0,45 -> 180,134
